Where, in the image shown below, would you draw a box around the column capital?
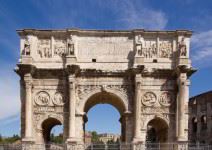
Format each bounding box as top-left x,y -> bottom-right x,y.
136,82 -> 141,90
65,64 -> 80,75
24,73 -> 33,88
177,73 -> 190,86
68,74 -> 76,82
135,74 -> 142,90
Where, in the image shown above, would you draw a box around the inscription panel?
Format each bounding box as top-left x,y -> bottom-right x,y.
77,37 -> 133,61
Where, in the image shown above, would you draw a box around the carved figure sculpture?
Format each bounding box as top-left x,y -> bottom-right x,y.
37,39 -> 51,58
136,35 -> 143,56
53,92 -> 64,106
22,38 -> 30,55
142,92 -> 157,106
142,42 -> 157,58
159,92 -> 173,106
35,91 -> 50,106
159,42 -> 172,58
54,40 -> 66,56
178,37 -> 187,56
67,35 -> 74,55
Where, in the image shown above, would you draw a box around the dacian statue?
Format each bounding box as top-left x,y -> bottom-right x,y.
67,35 -> 75,55
22,38 -> 30,55
178,37 -> 187,57
136,35 -> 143,56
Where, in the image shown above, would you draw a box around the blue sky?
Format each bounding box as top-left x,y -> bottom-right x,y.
0,0 -> 212,136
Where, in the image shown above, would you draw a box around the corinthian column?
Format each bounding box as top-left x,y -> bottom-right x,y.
23,73 -> 34,141
133,74 -> 142,142
177,73 -> 190,141
67,75 -> 76,142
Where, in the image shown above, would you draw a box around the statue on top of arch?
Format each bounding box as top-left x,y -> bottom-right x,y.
178,37 -> 187,57
67,35 -> 75,55
22,38 -> 30,56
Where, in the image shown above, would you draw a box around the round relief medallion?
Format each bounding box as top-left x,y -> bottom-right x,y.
53,92 -> 64,106
159,92 -> 173,106
35,91 -> 50,106
141,92 -> 157,106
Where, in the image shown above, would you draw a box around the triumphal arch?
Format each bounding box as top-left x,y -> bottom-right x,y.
15,28 -> 195,149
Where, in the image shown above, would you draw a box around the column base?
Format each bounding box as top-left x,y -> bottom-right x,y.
132,137 -> 144,144
22,137 -> 35,143
66,139 -> 84,150
177,136 -> 188,142
66,55 -> 77,64
66,137 -> 79,144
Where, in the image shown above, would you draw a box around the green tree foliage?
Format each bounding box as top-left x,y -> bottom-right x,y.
50,133 -> 63,144
0,134 -> 2,142
0,134 -> 21,144
91,131 -> 99,143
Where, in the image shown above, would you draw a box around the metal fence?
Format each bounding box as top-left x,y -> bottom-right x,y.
0,143 -> 211,150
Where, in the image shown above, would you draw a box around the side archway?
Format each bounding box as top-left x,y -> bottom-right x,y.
37,115 -> 64,144
146,117 -> 168,143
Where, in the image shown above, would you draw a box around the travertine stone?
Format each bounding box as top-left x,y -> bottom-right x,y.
15,29 -> 195,148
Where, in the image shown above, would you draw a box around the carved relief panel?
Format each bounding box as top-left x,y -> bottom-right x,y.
34,91 -> 50,106
141,92 -> 157,106
53,92 -> 65,106
159,91 -> 174,107
34,90 -> 65,107
141,91 -> 174,107
142,39 -> 157,58
37,39 -> 51,58
135,35 -> 174,59
54,39 -> 66,57
159,39 -> 172,58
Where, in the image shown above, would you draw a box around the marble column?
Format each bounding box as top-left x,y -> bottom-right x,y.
133,75 -> 142,142
177,73 -> 189,141
23,73 -> 33,141
67,75 -> 76,142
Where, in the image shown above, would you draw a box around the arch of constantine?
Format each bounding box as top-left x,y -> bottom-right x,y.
15,28 -> 195,149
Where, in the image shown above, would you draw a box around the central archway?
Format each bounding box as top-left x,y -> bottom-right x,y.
82,91 -> 129,143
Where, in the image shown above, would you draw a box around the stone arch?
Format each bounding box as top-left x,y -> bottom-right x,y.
37,114 -> 63,130
144,115 -> 169,129
145,116 -> 169,143
37,114 -> 64,143
200,115 -> 207,131
78,88 -> 129,114
80,89 -> 131,143
191,117 -> 197,133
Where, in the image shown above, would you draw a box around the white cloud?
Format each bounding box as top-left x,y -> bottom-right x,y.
111,0 -> 168,29
0,65 -> 20,120
191,30 -> 212,68
31,0 -> 168,30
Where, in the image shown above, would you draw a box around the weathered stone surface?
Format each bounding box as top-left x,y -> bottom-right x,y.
15,29 -> 194,147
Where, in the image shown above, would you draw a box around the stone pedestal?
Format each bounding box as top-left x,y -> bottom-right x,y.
134,56 -> 144,67
66,55 -> 77,64
177,57 -> 191,68
20,56 -> 33,64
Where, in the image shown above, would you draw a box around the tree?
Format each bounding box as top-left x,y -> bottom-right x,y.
91,131 -> 99,143
0,134 -> 2,143
50,133 -> 63,144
